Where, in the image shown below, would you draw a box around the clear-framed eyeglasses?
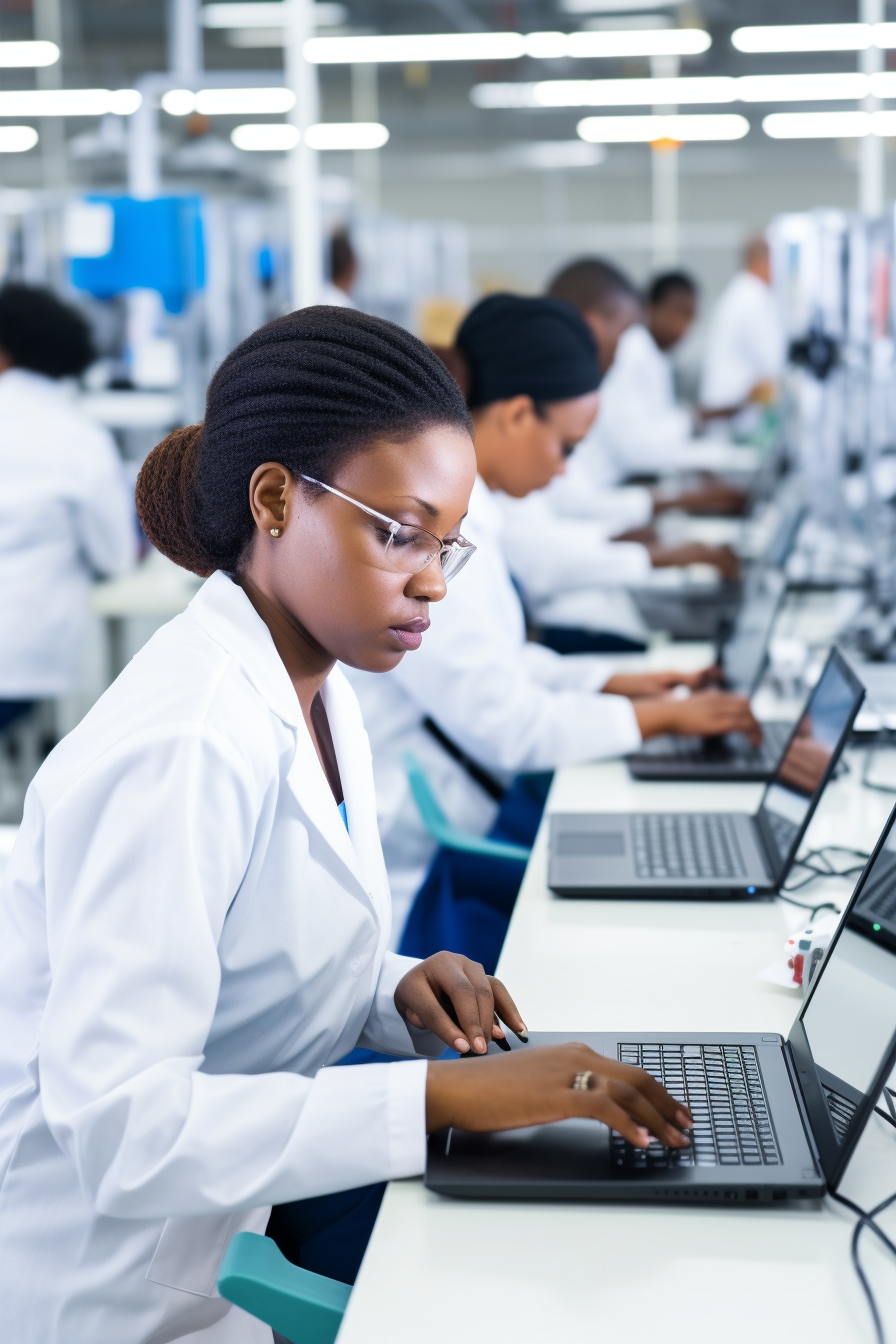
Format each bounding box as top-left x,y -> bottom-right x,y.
300,475 -> 476,582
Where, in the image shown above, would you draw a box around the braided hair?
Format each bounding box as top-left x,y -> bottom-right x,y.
136,306 -> 472,577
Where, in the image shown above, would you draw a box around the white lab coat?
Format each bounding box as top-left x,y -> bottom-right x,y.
345,477 -> 642,932
321,282 -> 355,308
699,271 -> 785,427
0,367 -> 137,698
0,571 -> 442,1344
494,487 -> 653,641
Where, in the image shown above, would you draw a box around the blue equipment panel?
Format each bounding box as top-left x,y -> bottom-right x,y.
70,195 -> 205,314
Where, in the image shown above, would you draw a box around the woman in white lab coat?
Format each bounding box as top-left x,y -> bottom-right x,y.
347,295 -> 760,937
0,283 -> 136,729
0,307 -> 693,1344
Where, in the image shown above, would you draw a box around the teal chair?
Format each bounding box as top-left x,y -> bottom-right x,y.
217,1231 -> 350,1344
402,751 -> 531,863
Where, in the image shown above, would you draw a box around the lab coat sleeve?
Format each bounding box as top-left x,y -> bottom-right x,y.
393,583 -> 642,774
71,420 -> 138,577
357,951 -> 447,1059
498,491 -> 652,605
37,726 -> 427,1219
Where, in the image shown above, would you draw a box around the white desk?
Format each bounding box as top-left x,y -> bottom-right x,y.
339,751 -> 896,1344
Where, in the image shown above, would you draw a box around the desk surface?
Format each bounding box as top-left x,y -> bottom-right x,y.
339,749 -> 896,1344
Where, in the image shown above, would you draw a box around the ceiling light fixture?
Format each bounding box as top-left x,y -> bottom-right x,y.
162,87 -> 296,115
733,23 -> 896,53
0,126 -> 39,151
231,122 -> 300,150
762,111 -> 871,138
304,27 -> 710,63
737,72 -> 870,101
303,121 -> 389,149
201,3 -> 346,26
473,72 -> 883,109
0,90 -> 141,117
0,41 -> 59,67
577,112 -> 748,142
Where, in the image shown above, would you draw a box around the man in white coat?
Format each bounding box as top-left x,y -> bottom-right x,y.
699,235 -> 785,437
0,283 -> 136,730
348,295 -> 760,933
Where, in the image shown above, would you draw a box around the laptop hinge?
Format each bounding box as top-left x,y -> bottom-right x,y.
782,1039 -> 823,1175
753,807 -> 780,886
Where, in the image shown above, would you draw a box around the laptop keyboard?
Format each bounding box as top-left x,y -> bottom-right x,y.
637,720 -> 792,767
612,1043 -> 781,1169
632,813 -> 747,880
823,1085 -> 857,1142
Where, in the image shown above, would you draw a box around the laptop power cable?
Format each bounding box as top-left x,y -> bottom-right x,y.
778,846 -> 871,915
828,1090 -> 896,1344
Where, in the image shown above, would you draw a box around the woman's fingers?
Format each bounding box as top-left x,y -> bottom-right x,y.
432,955 -> 495,1054
576,1076 -> 690,1148
488,976 -> 527,1039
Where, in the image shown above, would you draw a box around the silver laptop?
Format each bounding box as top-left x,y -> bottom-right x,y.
549,648 -> 864,899
427,799 -> 896,1204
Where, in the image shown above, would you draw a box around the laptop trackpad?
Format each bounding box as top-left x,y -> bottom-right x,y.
445,1117 -> 612,1184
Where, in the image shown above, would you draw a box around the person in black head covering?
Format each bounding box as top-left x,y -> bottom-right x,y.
346,293 -> 760,970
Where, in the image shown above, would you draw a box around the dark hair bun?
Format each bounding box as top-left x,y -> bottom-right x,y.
135,306 -> 471,576
136,425 -> 216,576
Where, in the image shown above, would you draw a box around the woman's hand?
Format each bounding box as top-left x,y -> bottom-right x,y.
603,667 -> 722,699
425,1042 -> 693,1147
395,952 -> 526,1055
633,687 -> 762,744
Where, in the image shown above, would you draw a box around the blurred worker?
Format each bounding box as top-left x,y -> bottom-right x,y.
544,258 -> 745,527
0,284 -> 136,731
699,235 -> 785,436
346,295 -> 760,943
322,228 -> 359,307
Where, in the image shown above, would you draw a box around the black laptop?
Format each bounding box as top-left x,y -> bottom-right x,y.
549,648 -> 864,899
628,567 -> 791,782
427,799 -> 896,1204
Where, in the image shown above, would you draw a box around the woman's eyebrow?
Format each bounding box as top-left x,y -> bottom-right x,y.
393,494 -> 439,518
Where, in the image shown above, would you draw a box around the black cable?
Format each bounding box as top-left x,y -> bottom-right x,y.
780,845 -> 870,896
828,1104 -> 896,1344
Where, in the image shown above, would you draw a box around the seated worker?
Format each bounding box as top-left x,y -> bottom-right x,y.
501,267 -> 740,651
346,294 -> 760,945
699,235 -> 785,438
0,306 -> 694,1339
544,257 -> 747,528
0,284 -> 136,733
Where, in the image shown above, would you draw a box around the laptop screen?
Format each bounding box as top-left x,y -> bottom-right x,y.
720,568 -> 785,695
796,805 -> 896,1161
758,650 -> 864,881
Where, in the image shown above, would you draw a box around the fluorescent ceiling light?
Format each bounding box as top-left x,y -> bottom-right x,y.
577,112 -> 748,141
871,110 -> 896,134
738,72 -> 870,102
0,89 -> 141,117
870,72 -> 896,97
475,75 -> 738,108
305,27 -> 710,62
0,41 -> 59,67
733,23 -> 896,53
561,0 -> 682,9
231,122 -> 300,149
566,28 -> 709,56
0,126 -> 38,151
202,3 -> 345,26
304,121 -> 389,149
733,24 -> 870,52
762,111 -> 870,138
162,87 -> 296,115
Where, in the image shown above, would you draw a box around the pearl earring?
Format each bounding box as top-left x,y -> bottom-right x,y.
270,528 -> 281,537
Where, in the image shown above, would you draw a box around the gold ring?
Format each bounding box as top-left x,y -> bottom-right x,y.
572,1070 -> 594,1091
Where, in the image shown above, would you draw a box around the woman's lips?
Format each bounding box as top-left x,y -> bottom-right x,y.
388,617 -> 430,650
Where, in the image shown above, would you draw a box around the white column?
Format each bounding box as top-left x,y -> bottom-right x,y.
285,0 -> 323,308
32,0 -> 66,189
650,53 -> 680,269
351,62 -> 380,212
168,0 -> 202,83
128,79 -> 161,199
860,0 -> 884,217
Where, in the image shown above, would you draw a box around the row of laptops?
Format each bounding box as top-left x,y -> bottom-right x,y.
428,654 -> 896,1206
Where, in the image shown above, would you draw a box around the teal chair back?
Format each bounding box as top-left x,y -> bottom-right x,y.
218,1231 -> 350,1344
402,751 -> 530,863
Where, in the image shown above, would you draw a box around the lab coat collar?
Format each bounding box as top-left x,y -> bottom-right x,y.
189,573 -> 391,924
0,367 -> 76,402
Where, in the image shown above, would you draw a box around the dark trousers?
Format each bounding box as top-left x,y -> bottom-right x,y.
267,1181 -> 386,1286
538,627 -> 646,655
0,700 -> 35,734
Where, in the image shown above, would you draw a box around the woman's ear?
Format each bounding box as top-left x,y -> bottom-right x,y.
249,462 -> 293,534
498,394 -> 537,439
